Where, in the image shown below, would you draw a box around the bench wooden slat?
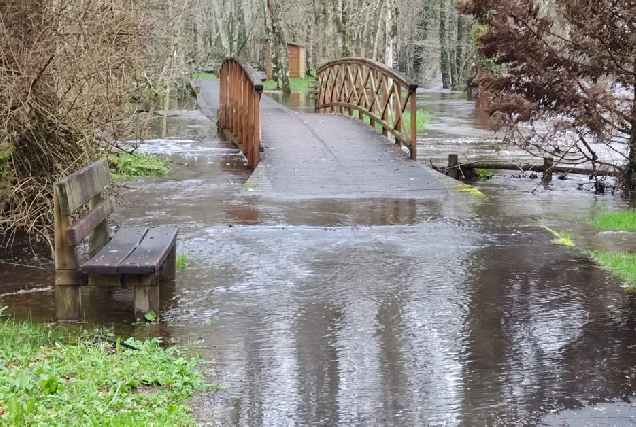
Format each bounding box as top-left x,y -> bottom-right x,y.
81,226 -> 149,275
65,197 -> 116,246
118,227 -> 178,275
56,159 -> 110,215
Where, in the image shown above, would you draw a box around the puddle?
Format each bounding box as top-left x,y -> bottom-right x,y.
264,91 -> 316,114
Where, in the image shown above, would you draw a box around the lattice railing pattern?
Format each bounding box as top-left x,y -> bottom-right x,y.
316,58 -> 419,160
218,57 -> 263,168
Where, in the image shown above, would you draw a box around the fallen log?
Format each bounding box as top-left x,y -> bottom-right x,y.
445,156 -> 619,177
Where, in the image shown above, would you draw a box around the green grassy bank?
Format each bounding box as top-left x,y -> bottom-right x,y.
586,210 -> 636,289
263,76 -> 315,92
546,210 -> 636,289
0,308 -> 205,426
353,108 -> 432,133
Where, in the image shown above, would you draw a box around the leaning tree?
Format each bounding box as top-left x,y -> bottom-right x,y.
460,0 -> 636,190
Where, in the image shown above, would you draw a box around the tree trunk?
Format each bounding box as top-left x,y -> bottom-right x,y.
265,0 -> 290,94
372,5 -> 384,62
456,14 -> 473,91
384,0 -> 397,68
211,0 -> 231,56
333,0 -> 351,56
439,0 -> 450,89
448,5 -> 459,90
412,3 -> 432,80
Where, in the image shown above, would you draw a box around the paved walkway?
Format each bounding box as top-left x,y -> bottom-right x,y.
197,79 -> 454,199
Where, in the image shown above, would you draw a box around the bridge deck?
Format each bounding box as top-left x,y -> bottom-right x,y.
198,79 -> 453,199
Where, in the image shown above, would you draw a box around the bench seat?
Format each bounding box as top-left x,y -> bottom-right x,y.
82,227 -> 178,276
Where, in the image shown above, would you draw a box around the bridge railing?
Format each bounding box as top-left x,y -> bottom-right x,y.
316,58 -> 419,160
218,57 -> 263,168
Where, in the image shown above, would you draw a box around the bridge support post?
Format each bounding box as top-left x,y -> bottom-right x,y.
448,154 -> 459,180
410,87 -> 417,161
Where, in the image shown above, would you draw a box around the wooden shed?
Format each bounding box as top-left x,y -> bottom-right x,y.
265,42 -> 307,80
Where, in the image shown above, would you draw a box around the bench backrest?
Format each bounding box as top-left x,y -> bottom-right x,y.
54,159 -> 115,255
56,159 -> 110,216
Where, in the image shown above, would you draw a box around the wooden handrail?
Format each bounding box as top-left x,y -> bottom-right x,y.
316,58 -> 419,160
218,57 -> 264,168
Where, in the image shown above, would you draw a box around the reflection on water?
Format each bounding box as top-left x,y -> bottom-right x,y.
264,91 -> 315,114
417,92 -> 492,139
3,97 -> 636,426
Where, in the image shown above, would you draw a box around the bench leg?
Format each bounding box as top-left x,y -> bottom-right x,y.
56,285 -> 81,321
159,244 -> 177,282
133,274 -> 159,319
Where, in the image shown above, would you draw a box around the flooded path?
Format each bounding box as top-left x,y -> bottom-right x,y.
3,92 -> 636,426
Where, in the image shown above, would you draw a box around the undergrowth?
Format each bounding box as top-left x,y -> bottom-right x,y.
0,307 -> 205,426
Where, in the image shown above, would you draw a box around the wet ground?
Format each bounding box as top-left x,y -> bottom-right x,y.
3,92 -> 636,426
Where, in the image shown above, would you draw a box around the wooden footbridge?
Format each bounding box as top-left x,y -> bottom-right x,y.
198,57 -> 451,199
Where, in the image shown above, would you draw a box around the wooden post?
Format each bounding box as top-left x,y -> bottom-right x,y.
337,64 -> 346,114
394,83 -> 400,137
159,244 -> 177,282
241,74 -> 247,155
381,72 -> 389,137
356,69 -> 364,122
409,90 -> 417,160
56,286 -> 81,321
232,63 -> 238,136
54,186 -> 81,320
133,274 -> 160,319
254,92 -> 261,166
246,88 -> 254,167
448,154 -> 459,180
221,63 -> 226,130
542,156 -> 554,187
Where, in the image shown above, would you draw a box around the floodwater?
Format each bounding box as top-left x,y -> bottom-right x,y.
3,94 -> 636,426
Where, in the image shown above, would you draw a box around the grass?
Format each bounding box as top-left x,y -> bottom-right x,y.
107,152 -> 170,179
263,76 -> 315,92
352,108 -> 432,133
586,251 -> 636,289
591,210 -> 636,232
0,307 -> 206,426
585,209 -> 636,288
477,168 -> 493,180
177,253 -> 188,270
191,72 -> 217,79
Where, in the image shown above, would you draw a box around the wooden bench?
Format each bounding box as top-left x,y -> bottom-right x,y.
54,159 -> 177,321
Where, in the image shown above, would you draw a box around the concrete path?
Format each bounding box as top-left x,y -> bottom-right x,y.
196,79 -> 455,199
